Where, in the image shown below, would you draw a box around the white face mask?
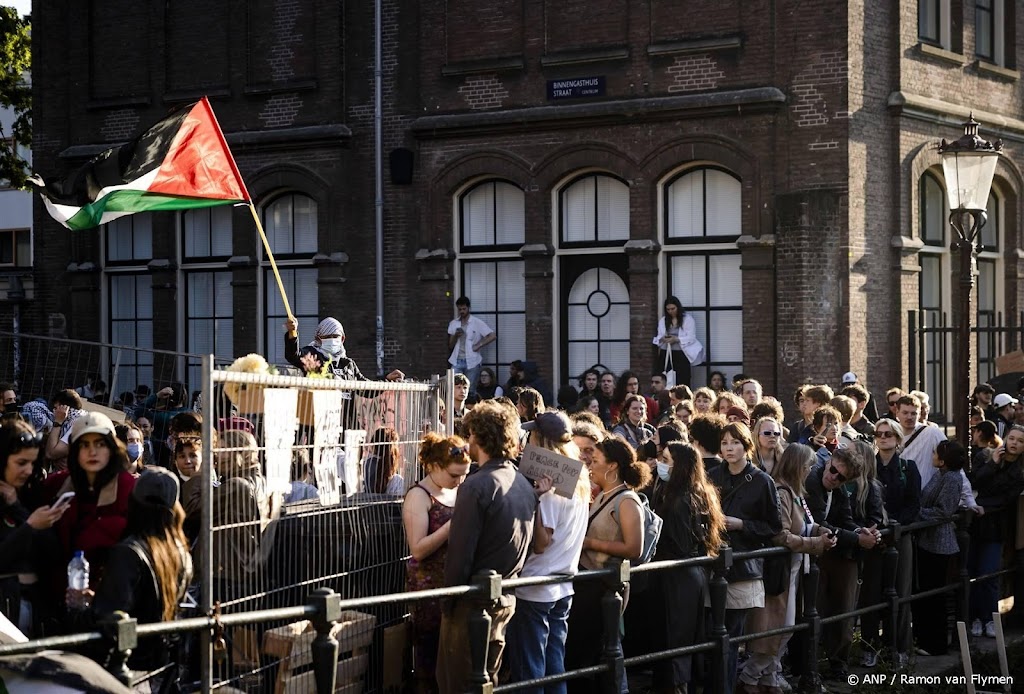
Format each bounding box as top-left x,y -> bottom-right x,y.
656,461 -> 671,482
319,337 -> 343,357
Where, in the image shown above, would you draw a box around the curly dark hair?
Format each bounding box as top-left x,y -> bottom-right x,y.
596,436 -> 651,490
462,400 -> 520,460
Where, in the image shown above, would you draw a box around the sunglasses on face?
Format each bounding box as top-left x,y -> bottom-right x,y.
874,431 -> 894,439
760,431 -> 782,437
828,464 -> 848,483
450,446 -> 468,458
887,400 -> 898,407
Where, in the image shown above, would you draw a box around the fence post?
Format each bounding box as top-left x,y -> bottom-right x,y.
467,570 -> 502,694
309,587 -> 343,694
708,546 -> 732,694
956,514 -> 972,625
598,560 -> 630,694
99,610 -> 137,685
799,556 -> 822,693
882,524 -> 901,660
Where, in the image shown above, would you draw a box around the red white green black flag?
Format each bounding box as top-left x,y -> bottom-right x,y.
33,97 -> 249,230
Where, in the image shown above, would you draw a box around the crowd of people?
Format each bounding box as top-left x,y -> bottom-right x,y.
0,306 -> 1023,694
406,362 -> 1024,694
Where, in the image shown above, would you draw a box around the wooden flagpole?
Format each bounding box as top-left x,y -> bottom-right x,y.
248,202 -> 296,323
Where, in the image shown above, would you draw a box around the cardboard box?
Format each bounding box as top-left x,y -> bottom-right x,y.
996,350 -> 1024,376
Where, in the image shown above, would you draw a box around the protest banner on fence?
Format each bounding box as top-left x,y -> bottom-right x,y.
262,388 -> 297,494
343,429 -> 367,496
518,444 -> 584,499
312,390 -> 344,506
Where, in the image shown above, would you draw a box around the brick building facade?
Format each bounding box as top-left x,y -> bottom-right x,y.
23,1 -> 1024,423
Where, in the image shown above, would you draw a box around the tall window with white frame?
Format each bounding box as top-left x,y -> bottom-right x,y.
663,166 -> 743,388
976,190 -> 1003,385
261,193 -> 319,367
559,173 -> 631,381
457,180 -> 526,385
105,213 -> 154,395
919,171 -> 949,420
181,206 -> 234,387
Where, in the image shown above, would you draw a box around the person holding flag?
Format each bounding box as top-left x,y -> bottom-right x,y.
284,316 -> 403,382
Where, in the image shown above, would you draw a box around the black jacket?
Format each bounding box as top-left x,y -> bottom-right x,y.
0,498 -> 32,623
805,462 -> 860,554
970,455 -> 1024,542
707,461 -> 781,582
284,332 -> 369,381
875,454 -> 922,526
91,537 -> 192,670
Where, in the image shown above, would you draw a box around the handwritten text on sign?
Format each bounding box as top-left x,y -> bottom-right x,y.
519,444 -> 584,499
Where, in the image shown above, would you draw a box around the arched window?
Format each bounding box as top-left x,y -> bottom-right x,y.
918,170 -> 949,419
665,167 -> 741,241
977,189 -> 1003,384
460,180 -> 524,249
559,174 -> 629,246
456,180 -> 526,382
261,193 -> 320,366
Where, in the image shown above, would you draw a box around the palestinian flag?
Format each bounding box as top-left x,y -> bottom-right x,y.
34,97 -> 250,230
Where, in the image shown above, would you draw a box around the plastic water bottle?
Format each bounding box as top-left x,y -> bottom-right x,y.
67,550 -> 89,609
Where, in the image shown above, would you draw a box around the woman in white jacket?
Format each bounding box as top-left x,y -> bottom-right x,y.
652,296 -> 700,388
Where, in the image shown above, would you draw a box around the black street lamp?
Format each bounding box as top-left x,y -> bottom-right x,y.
937,115 -> 1002,452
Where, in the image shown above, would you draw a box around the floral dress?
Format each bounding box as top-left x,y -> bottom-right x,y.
406,483 -> 454,689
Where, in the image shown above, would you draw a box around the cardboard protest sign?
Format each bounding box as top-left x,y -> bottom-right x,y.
262,388 -> 297,494
518,444 -> 584,499
312,390 -> 344,506
343,429 -> 367,496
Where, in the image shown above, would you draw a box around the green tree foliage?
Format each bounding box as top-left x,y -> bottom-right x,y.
0,7 -> 30,189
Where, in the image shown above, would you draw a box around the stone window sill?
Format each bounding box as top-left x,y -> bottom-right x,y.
916,42 -> 965,66
976,60 -> 1019,81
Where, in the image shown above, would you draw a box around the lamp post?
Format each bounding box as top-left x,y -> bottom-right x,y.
937,115 -> 1002,452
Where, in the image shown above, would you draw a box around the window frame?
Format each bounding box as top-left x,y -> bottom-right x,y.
557,172 -> 631,249
918,0 -> 951,49
665,249 -> 744,384
0,228 -> 31,267
181,205 -> 234,262
183,269 -> 235,387
458,179 -> 525,252
920,171 -> 947,247
457,257 -> 525,385
106,270 -> 155,395
261,192 -> 319,260
662,165 -> 742,244
104,213 -> 154,266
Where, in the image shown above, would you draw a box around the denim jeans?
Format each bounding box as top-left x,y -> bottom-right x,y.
507,595 -> 573,694
453,359 -> 482,397
969,540 -> 1003,622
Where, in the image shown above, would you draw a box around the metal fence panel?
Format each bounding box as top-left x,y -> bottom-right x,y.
200,366 -> 441,691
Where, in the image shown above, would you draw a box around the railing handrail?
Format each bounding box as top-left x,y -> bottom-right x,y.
0,513 -> 970,658
0,330 -> 232,363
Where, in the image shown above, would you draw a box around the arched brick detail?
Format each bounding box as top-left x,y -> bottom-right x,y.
423,151 -> 532,250
245,163 -> 334,253
642,135 -> 762,237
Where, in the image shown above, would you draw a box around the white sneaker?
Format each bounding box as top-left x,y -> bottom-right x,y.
984,621 -> 997,638
971,619 -> 983,637
861,651 -> 878,668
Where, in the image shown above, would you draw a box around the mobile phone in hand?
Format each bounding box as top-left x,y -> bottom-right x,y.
54,491 -> 75,509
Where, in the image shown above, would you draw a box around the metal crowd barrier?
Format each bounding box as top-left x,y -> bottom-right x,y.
1,510 -> 1016,694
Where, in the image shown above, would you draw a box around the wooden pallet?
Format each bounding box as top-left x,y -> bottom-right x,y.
263,610 -> 377,694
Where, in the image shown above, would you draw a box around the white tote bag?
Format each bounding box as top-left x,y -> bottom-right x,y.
663,349 -> 677,388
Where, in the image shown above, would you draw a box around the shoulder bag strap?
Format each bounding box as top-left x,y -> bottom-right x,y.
589,488 -> 627,525
664,348 -> 673,372
902,425 -> 926,451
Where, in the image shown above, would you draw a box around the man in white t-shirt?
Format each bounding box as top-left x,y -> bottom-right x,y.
447,296 -> 496,396
897,394 -> 949,489
506,411 -> 589,689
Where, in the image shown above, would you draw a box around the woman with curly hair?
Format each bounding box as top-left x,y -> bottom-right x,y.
363,426 -> 404,495
713,390 -> 747,418
403,433 -> 470,693
692,386 -> 715,414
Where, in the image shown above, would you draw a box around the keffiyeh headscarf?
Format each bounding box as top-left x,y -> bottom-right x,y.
310,317 -> 346,358
22,399 -> 54,432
